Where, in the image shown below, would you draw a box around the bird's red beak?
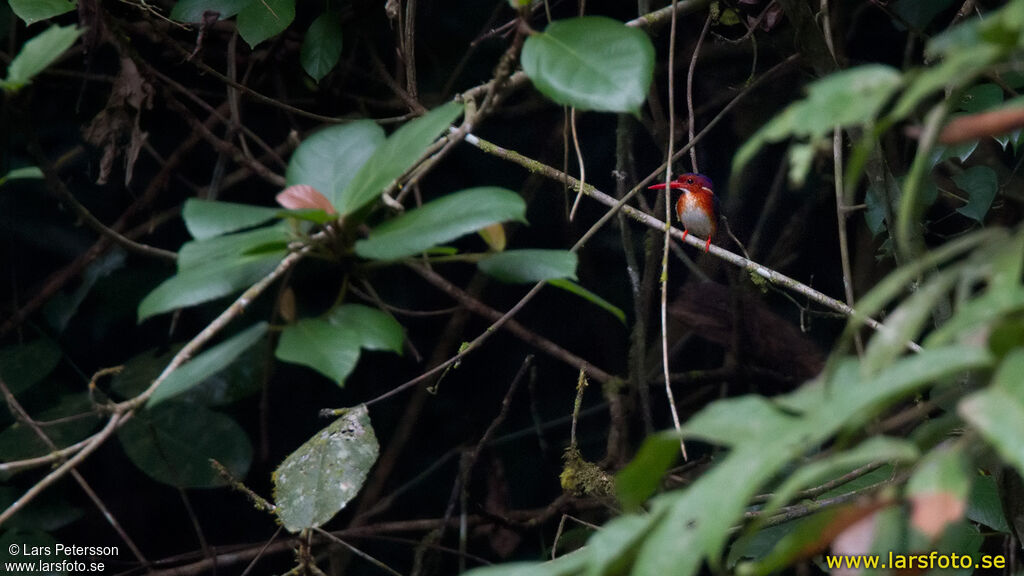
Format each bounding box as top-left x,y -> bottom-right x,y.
648,181 -> 685,190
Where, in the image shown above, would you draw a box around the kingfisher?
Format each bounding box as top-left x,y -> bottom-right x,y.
649,173 -> 719,253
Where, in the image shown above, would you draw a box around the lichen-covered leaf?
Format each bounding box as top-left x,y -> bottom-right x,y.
273,405 -> 379,532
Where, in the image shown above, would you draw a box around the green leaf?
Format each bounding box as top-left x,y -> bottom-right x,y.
890,45 -> 1001,120
8,0 -> 75,26
148,322 -> 268,407
959,350 -> 1024,477
355,187 -> 526,260
2,24 -> 81,93
616,431 -> 679,510
328,305 -> 404,353
137,251 -> 285,321
0,393 -> 101,463
182,199 -> 281,240
177,223 -> 290,269
463,549 -> 589,576
286,121 -> 384,211
967,473 -> 1012,533
118,402 -> 252,488
891,0 -> 956,31
762,437 -> 918,517
733,65 -> 902,174
111,344 -> 265,405
953,165 -> 998,223
170,0 -> 253,22
237,0 -> 295,47
958,83 -> 1003,112
275,304 -> 403,384
478,249 -> 577,283
338,101 -> 464,215
301,11 -> 343,82
548,278 -> 626,324
273,405 -> 379,531
521,16 -> 654,114
0,337 -> 62,395
0,166 -> 43,186
862,269 -> 958,375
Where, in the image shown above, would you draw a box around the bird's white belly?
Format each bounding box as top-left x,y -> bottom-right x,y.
680,195 -> 713,238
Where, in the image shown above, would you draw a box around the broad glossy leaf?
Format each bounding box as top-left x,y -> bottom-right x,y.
275,304 -> 403,384
958,83 -> 1003,113
0,337 -> 61,395
112,344 -> 264,405
953,165 -> 998,223
733,65 -> 901,174
2,24 -> 81,92
170,0 -> 253,22
119,402 -> 252,488
182,199 -> 281,240
763,437 -> 918,517
328,305 -> 403,353
237,0 -> 294,47
355,187 -> 526,260
301,12 -> 343,82
137,251 -> 285,321
463,549 -> 588,576
616,431 -> 679,510
548,278 -> 626,324
0,166 -> 43,185
959,350 -> 1024,477
8,0 -> 74,26
478,249 -> 577,283
273,405 -> 378,531
177,223 -> 290,270
967,474 -> 1012,533
148,322 -> 268,407
0,393 -> 101,463
286,121 -> 385,211
891,0 -> 956,31
338,101 -> 463,215
521,16 -> 654,114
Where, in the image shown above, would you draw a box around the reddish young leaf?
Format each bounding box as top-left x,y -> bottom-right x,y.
276,184 -> 337,214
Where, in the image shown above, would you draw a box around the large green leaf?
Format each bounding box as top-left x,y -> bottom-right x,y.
148,322 -> 268,407
337,102 -> 464,216
301,12 -> 343,82
959,350 -> 1024,477
478,250 -> 577,283
118,402 -> 252,488
0,337 -> 62,395
170,0 -> 253,22
273,405 -> 378,531
1,24 -> 81,93
733,65 -> 902,174
953,165 -> 998,223
237,0 -> 295,47
8,0 -> 75,26
0,393 -> 101,463
286,121 -> 384,211
177,223 -> 290,270
182,199 -> 281,240
355,187 -> 526,260
521,16 -> 654,114
111,344 -> 265,406
137,252 -> 284,321
275,304 -> 403,385
464,549 -> 588,576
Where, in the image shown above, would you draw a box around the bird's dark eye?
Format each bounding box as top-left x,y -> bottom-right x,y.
686,177 -> 694,184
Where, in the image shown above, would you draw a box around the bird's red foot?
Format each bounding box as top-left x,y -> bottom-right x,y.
681,229 -> 689,243
703,237 -> 711,253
